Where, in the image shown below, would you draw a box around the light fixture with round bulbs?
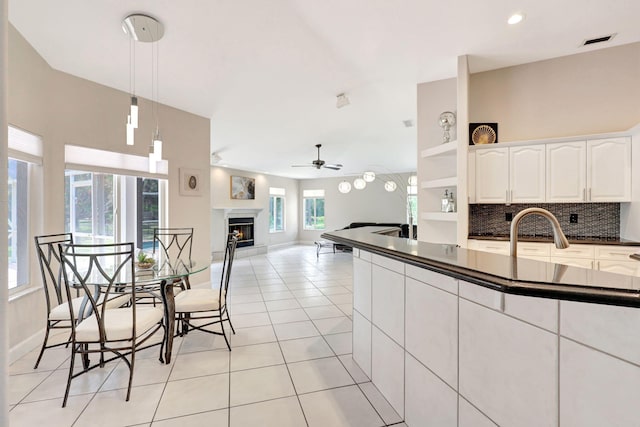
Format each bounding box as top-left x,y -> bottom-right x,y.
363,171 -> 376,182
338,181 -> 352,194
508,12 -> 525,25
353,178 -> 367,190
384,181 -> 397,192
408,175 -> 418,186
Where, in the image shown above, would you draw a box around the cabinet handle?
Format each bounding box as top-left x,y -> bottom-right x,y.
609,252 -> 628,257
597,261 -> 600,270
583,188 -> 586,201
510,190 -> 513,201
591,261 -> 594,269
588,188 -> 592,201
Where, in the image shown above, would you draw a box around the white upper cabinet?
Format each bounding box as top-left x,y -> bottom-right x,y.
546,142 -> 586,202
546,138 -> 631,203
474,145 -> 545,204
510,145 -> 546,203
587,137 -> 631,202
475,147 -> 508,203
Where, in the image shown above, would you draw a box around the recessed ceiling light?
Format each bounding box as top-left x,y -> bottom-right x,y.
508,13 -> 525,25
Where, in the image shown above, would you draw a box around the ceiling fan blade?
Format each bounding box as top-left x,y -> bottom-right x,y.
291,164 -> 314,168
323,164 -> 343,170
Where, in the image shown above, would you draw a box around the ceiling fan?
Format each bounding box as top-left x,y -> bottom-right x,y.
292,144 -> 343,170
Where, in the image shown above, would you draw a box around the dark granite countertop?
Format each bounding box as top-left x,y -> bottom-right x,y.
321,227 -> 640,308
468,234 -> 640,246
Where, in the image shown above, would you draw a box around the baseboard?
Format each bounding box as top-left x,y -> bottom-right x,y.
10,329 -> 45,364
297,240 -> 317,246
212,244 -> 268,261
267,241 -> 297,251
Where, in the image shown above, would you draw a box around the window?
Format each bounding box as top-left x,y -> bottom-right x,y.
8,127 -> 42,291
138,178 -> 160,249
64,145 -> 167,249
65,171 -> 165,247
407,175 -> 418,224
8,159 -> 29,289
303,189 -> 325,230
65,171 -> 115,244
269,187 -> 285,233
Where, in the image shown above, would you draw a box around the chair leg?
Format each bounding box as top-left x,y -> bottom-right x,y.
226,310 -> 236,334
220,318 -> 231,351
126,352 -> 135,402
62,345 -> 76,408
33,323 -> 52,369
82,344 -> 90,370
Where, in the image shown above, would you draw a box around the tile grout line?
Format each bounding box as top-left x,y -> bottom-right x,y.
257,254 -> 311,427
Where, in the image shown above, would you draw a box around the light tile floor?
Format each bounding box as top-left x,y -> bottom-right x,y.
9,245 -> 405,427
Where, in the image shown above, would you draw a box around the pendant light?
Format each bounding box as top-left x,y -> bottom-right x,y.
122,13 -> 165,170
338,180 -> 352,194
363,171 -> 376,182
353,178 -> 366,190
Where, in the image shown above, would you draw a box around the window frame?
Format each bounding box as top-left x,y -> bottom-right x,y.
7,126 -> 43,294
407,181 -> 418,224
64,169 -> 167,248
269,187 -> 286,233
303,189 -> 325,231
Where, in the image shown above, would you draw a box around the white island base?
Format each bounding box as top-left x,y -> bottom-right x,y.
352,248 -> 640,426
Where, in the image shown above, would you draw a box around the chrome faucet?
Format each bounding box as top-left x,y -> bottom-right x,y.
510,208 -> 570,257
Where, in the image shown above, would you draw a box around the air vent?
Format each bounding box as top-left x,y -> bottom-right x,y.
582,33 -> 616,46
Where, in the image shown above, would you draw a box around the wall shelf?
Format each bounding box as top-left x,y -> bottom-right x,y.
421,212 -> 458,222
421,142 -> 457,158
421,176 -> 458,189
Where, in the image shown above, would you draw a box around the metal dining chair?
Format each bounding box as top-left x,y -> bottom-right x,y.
174,235 -> 238,350
33,233 -> 129,369
152,227 -> 194,291
58,242 -> 165,407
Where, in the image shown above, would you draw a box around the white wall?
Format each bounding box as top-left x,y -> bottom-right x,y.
299,174 -> 412,243
210,166 -> 299,253
7,25 -> 211,353
469,42 -> 640,142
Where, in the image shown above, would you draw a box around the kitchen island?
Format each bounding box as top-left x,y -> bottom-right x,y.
322,227 -> 640,427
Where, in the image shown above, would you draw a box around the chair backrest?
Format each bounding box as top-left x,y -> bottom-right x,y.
219,234 -> 239,303
35,233 -> 74,314
59,242 -> 136,342
153,228 -> 193,262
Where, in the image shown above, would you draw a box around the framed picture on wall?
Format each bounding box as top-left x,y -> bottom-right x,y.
469,123 -> 498,145
230,176 -> 256,200
179,168 -> 202,196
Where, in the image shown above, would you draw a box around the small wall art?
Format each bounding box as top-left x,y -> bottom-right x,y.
179,168 -> 202,196
230,176 -> 256,200
469,123 -> 498,145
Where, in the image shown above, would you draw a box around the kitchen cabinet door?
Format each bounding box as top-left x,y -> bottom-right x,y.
546,142 -> 586,202
475,147 -> 508,203
510,145 -> 546,203
587,137 -> 631,202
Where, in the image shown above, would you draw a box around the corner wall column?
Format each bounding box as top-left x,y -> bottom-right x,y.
0,0 -> 10,424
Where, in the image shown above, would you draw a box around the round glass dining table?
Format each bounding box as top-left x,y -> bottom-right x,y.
134,258 -> 210,363
69,257 -> 210,364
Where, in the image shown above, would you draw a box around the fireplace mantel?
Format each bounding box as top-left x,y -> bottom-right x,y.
212,207 -> 263,216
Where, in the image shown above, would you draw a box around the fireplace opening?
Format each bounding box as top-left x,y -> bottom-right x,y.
228,217 -> 254,248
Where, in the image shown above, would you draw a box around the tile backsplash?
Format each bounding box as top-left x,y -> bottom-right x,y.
469,203 -> 620,239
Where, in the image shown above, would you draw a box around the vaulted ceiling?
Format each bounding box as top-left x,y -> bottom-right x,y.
9,0 -> 640,178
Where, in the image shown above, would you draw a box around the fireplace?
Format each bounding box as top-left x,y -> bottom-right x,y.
228,217 -> 254,248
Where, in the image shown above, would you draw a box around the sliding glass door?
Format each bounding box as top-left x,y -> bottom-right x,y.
65,170 -> 165,248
